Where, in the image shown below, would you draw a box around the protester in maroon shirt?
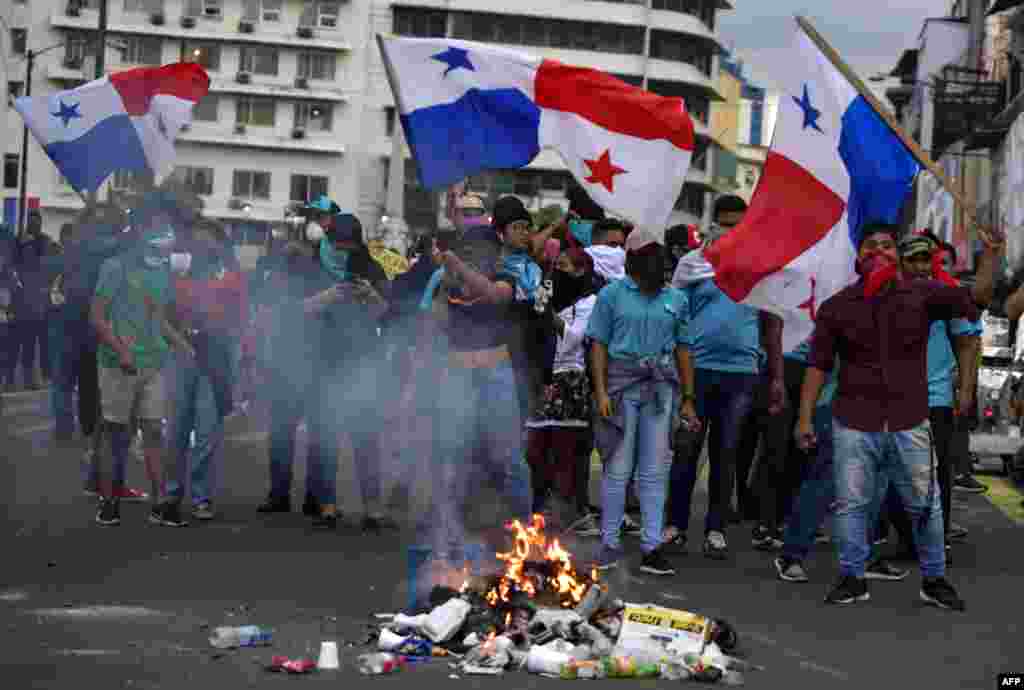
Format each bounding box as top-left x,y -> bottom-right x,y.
795,221 -> 1000,612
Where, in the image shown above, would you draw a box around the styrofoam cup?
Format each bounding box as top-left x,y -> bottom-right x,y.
317,641 -> 339,670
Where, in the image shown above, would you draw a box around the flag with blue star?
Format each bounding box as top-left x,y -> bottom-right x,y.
51,100 -> 82,128
431,47 -> 475,77
792,84 -> 823,134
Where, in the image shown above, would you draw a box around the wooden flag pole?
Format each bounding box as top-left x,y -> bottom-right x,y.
795,15 -> 994,240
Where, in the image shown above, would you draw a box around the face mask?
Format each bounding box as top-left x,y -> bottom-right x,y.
306,221 -> 325,244
568,220 -> 594,247
170,252 -> 192,274
143,254 -> 170,269
626,251 -> 666,294
552,270 -> 589,313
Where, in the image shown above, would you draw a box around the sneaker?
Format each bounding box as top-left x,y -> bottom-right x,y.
82,484 -> 100,498
865,559 -> 909,581
703,530 -> 728,560
95,498 -> 121,527
639,548 -> 676,576
920,577 -> 965,611
312,511 -> 338,530
662,527 -> 687,551
873,535 -> 888,546
814,528 -> 831,544
149,501 -> 187,528
569,511 -> 601,538
362,514 -> 400,532
774,556 -> 809,583
191,501 -> 215,521
752,525 -> 783,551
824,575 -> 870,604
113,487 -> 150,502
622,514 -> 642,537
302,493 -> 320,517
594,545 -> 624,571
953,474 -> 987,494
947,523 -> 968,541
257,494 -> 291,513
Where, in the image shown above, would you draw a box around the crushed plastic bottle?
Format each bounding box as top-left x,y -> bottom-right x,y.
209,625 -> 273,649
357,652 -> 407,675
421,598 -> 471,643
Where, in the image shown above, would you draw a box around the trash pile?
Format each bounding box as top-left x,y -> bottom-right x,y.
364,516 -> 760,683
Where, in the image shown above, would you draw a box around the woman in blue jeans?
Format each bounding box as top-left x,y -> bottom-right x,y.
587,230 -> 700,577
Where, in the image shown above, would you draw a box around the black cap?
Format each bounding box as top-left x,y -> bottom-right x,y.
492,196 -> 532,231
326,213 -> 363,244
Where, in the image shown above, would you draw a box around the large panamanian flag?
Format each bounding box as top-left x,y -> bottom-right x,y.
378,36 -> 695,230
14,62 -> 210,193
698,24 -> 920,352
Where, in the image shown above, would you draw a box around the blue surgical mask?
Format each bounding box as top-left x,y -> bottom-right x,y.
319,237 -> 351,282
569,220 -> 594,247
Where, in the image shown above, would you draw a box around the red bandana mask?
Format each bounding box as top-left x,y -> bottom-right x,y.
931,250 -> 959,287
859,253 -> 901,297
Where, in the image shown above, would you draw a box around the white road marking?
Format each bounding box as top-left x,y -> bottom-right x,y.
0,590 -> 28,602
30,605 -> 168,619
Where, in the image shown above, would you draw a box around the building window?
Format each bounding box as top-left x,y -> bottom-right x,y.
290,174 -> 328,203
112,170 -> 145,192
650,31 -> 712,75
691,137 -> 709,172
4,155 -> 18,190
192,94 -> 218,122
540,171 -> 570,192
202,0 -> 222,18
8,81 -> 24,102
240,46 -> 279,75
185,42 -> 220,71
393,7 -> 447,38
652,0 -> 703,16
647,80 -> 710,124
675,184 -> 705,216
176,166 -> 214,196
236,97 -> 275,126
447,12 -> 644,56
65,33 -> 92,65
384,107 -> 396,136
317,1 -> 339,28
10,29 -> 26,55
124,0 -> 162,11
298,51 -> 335,80
294,102 -> 332,131
122,36 -> 162,65
233,170 -> 271,199
260,0 -> 282,22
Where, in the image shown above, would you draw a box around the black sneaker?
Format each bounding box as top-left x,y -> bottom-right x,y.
622,513 -> 642,537
639,548 -> 676,576
947,523 -> 969,541
920,577 -> 965,611
302,493 -> 321,517
824,576 -> 870,604
865,559 -> 909,581
703,530 -> 728,560
752,525 -> 783,551
149,501 -> 187,528
312,511 -> 338,530
257,494 -> 291,513
662,528 -> 687,552
774,556 -> 808,583
95,498 -> 121,527
953,474 -> 987,494
362,514 -> 400,532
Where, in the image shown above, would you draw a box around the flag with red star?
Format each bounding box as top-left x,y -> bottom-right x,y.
378,36 -> 695,230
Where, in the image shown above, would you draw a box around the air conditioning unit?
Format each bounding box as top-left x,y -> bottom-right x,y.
63,56 -> 83,69
297,26 -> 314,39
236,71 -> 252,84
228,198 -> 245,210
239,20 -> 254,33
181,15 -> 197,28
292,127 -> 306,140
294,76 -> 309,89
150,12 -> 165,25
234,123 -> 246,134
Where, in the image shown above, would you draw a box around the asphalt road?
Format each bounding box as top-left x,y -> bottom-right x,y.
0,388 -> 1020,690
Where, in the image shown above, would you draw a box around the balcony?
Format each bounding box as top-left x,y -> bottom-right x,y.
178,123 -> 345,154
208,76 -> 349,103
50,10 -> 352,52
647,59 -> 722,100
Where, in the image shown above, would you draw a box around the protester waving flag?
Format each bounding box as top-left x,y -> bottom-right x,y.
377,36 -> 695,230
690,21 -> 920,352
14,62 -> 210,193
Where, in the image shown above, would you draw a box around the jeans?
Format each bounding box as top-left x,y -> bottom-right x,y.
601,380 -> 675,554
0,323 -> 15,384
267,375 -> 319,502
17,318 -> 48,380
51,317 -> 100,438
166,353 -> 225,506
669,369 -> 757,535
782,406 -> 837,561
432,362 -> 532,548
832,417 -> 946,578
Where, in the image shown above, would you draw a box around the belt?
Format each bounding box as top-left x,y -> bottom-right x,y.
449,345 -> 511,370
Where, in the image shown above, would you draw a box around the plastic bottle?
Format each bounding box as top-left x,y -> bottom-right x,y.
421,598 -> 471,643
357,652 -> 406,675
208,625 -> 273,649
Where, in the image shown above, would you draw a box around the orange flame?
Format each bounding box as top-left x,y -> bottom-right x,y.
485,513 -> 596,609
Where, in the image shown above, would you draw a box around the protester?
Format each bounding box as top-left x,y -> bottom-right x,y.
588,229 -> 699,576
14,210 -> 58,390
165,219 -> 248,522
0,229 -> 19,397
90,192 -> 194,527
667,195 -> 784,559
795,221 -> 999,610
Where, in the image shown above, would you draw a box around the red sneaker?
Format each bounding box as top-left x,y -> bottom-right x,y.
113,487 -> 150,502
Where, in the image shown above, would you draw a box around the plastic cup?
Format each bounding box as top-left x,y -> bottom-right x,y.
317,641 -> 339,670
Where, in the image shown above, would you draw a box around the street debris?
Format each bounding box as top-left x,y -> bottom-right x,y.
208,625 -> 272,649
363,515 -> 760,682
265,656 -> 317,674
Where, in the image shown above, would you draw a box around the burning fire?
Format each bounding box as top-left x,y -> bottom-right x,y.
479,514 -> 597,609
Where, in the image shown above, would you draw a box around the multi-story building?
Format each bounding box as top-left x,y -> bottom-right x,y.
2,0 -> 372,247
2,0 -> 731,244
366,0 -> 732,235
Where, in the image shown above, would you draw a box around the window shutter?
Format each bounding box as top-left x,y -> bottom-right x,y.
298,1 -> 316,27
242,0 -> 259,22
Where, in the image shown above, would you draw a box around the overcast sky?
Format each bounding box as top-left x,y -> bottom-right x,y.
717,0 -> 948,91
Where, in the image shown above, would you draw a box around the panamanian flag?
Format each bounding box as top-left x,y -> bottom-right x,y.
378,36 -> 695,231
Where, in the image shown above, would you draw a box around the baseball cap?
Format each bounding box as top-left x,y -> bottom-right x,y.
898,235 -> 935,259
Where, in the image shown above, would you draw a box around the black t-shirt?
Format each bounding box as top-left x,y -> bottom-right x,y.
445,268 -> 519,352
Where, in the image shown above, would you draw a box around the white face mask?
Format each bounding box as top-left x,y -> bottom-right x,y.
170,252 -> 192,274
306,221 -> 325,243
143,254 -> 170,269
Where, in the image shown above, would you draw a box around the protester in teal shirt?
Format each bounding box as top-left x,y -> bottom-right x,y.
585,277 -> 690,360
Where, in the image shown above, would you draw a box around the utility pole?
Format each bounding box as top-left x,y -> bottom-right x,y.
89,0 -> 109,205
16,49 -> 34,238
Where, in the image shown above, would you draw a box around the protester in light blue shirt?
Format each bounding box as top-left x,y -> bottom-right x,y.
587,229 -> 699,578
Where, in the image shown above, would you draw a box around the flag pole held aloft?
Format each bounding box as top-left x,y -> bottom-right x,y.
795,15 -> 991,238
